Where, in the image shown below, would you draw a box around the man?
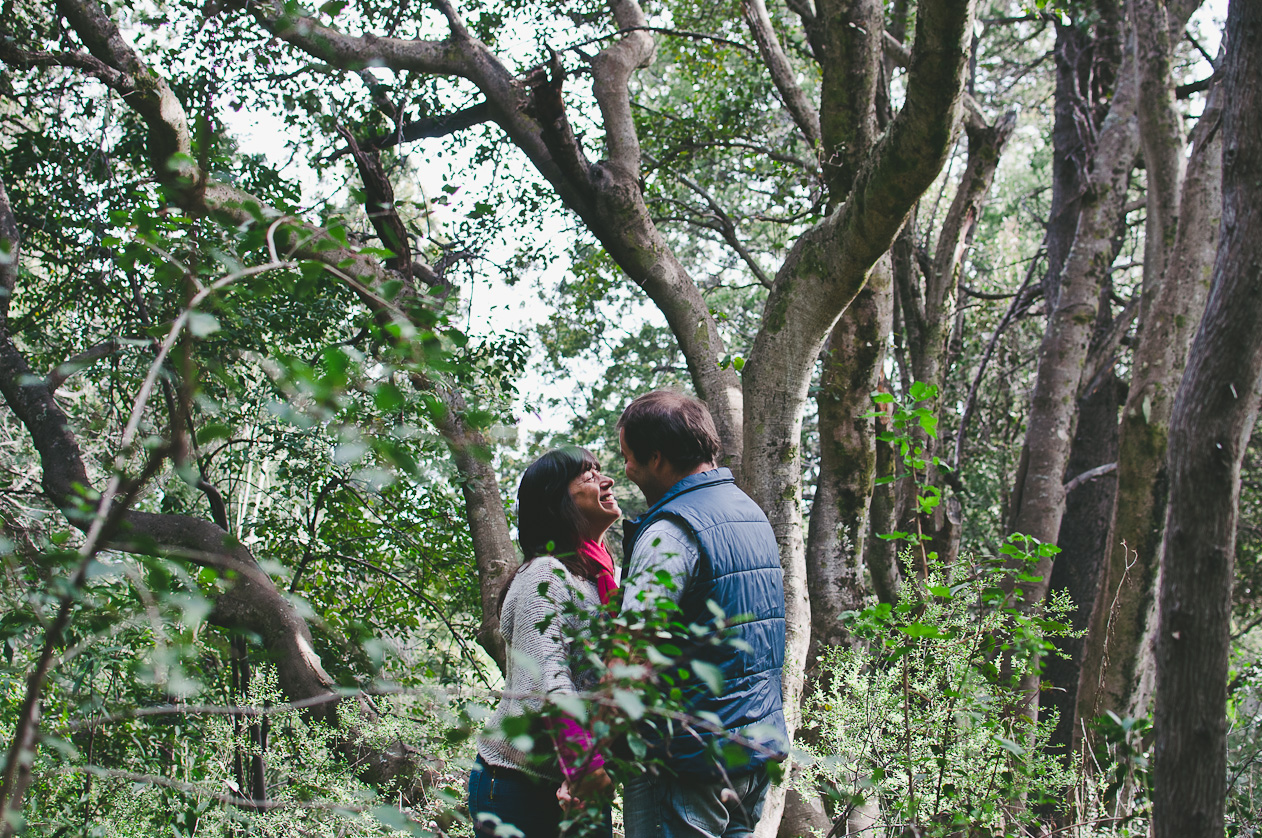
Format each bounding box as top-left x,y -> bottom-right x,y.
617,390 -> 788,838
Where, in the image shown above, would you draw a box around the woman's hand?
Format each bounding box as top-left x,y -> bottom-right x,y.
556,767 -> 614,811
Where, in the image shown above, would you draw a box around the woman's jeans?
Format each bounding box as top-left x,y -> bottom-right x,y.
468,755 -> 613,838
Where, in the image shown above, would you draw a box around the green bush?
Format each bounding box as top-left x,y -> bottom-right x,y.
798,539 -> 1078,837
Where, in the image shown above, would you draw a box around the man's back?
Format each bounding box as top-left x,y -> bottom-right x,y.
622,468 -> 788,776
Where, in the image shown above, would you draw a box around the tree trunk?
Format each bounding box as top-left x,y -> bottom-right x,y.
805,259 -> 894,663
745,5 -> 975,833
1006,42 -> 1139,604
1044,360 -> 1120,761
1151,3 -> 1261,835
1075,14 -> 1223,746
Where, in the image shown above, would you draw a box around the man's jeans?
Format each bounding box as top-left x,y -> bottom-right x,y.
623,768 -> 772,838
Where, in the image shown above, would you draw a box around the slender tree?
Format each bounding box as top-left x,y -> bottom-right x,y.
1152,2 -> 1262,834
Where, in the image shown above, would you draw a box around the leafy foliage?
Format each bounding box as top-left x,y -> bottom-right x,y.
799,541 -> 1077,836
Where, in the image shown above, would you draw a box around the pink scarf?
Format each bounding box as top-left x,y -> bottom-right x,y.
577,539 -> 618,606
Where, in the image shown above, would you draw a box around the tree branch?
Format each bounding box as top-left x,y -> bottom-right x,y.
241,0 -> 470,75
648,154 -> 774,288
332,102 -> 495,157
45,341 -> 120,392
1063,462 -> 1118,495
742,0 -> 822,147
952,252 -> 1041,470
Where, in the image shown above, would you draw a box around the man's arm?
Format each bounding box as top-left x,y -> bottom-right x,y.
620,518 -> 699,616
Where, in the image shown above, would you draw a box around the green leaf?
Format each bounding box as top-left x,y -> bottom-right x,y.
374,382 -> 405,412
897,623 -> 947,639
613,689 -> 646,721
195,422 -> 233,444
692,660 -> 724,695
187,311 -> 220,337
993,736 -> 1025,756
551,694 -> 588,722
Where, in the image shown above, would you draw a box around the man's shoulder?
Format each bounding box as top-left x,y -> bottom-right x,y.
638,516 -> 696,541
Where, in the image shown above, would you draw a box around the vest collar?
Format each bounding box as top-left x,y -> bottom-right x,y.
622,468 -> 733,565
644,467 -> 732,516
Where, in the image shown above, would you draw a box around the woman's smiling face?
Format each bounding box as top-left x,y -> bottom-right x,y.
569,466 -> 621,538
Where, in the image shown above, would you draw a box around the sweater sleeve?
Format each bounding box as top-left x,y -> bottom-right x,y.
502,560 -> 579,706
500,560 -> 605,780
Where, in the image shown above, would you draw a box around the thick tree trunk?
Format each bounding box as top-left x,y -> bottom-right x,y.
1044,4 -> 1124,307
1044,361 -> 1120,761
805,259 -> 893,662
745,5 -> 975,832
865,421 -> 901,604
1152,6 -> 1261,835
1075,14 -> 1222,746
1004,39 -> 1143,727
433,387 -> 516,667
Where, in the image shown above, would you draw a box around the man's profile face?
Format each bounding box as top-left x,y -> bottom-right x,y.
619,427 -> 649,492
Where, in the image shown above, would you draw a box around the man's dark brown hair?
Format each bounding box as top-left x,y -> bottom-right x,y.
618,390 -> 722,472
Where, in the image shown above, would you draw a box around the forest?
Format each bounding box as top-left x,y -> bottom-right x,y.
0,0 -> 1259,835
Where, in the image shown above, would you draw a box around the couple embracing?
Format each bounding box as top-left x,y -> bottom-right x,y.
469,391 -> 788,838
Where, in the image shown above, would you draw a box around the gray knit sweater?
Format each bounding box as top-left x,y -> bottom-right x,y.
477,557 -> 602,780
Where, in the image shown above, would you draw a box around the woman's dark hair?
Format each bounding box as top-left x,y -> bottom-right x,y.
517,446 -> 599,563
499,447 -> 603,614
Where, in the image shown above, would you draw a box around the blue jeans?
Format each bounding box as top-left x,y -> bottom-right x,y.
622,768 -> 772,838
468,756 -> 613,838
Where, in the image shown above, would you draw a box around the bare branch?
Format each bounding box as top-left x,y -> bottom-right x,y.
1063,462 -> 1118,495
562,25 -> 755,56
1079,292 -> 1139,401
648,154 -> 774,288
953,252 -> 1042,470
241,0 -> 470,75
883,30 -> 987,131
45,341 -> 120,392
741,0 -> 821,147
589,0 -> 656,172
332,102 -> 495,158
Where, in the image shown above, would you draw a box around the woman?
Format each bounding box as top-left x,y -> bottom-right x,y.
469,447 -> 620,838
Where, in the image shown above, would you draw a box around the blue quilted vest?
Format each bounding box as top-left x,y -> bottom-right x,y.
622,468 -> 788,776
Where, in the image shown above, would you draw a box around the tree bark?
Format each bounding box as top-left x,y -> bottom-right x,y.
1044,5 -> 1124,308
744,4 -> 975,830
1152,6 -> 1261,835
1044,360 -> 1120,761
